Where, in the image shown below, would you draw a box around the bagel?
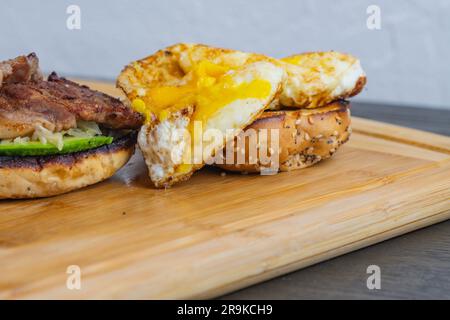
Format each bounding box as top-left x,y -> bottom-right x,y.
216,101 -> 351,173
0,132 -> 136,199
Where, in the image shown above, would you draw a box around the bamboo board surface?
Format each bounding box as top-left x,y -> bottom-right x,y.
0,80 -> 449,299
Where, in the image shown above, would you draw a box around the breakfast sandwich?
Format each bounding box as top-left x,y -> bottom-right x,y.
118,45 -> 284,187
161,44 -> 366,108
117,43 -> 366,187
0,53 -> 143,199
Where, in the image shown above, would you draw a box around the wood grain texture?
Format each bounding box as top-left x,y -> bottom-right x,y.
224,103 -> 450,300
0,81 -> 449,299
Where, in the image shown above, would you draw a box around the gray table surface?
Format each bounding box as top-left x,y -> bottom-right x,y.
221,102 -> 450,300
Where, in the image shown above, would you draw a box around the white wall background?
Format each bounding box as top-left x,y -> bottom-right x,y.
1,0 -> 449,109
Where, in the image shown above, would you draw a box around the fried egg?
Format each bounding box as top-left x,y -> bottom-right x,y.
118,49 -> 284,187
116,43 -> 365,187
279,52 -> 366,108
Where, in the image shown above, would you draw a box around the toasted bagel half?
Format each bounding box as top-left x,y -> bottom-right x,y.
216,101 -> 351,173
0,132 -> 136,199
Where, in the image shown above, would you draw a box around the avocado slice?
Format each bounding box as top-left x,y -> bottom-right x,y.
0,136 -> 113,156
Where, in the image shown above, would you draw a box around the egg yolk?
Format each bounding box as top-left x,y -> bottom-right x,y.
131,60 -> 272,124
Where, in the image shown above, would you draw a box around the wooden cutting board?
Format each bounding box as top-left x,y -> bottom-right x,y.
0,81 -> 449,299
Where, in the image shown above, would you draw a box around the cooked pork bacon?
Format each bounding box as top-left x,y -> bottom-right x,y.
0,54 -> 143,140
0,53 -> 42,87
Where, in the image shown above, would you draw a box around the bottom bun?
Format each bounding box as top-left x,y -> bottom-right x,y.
216,100 -> 351,173
0,132 -> 136,199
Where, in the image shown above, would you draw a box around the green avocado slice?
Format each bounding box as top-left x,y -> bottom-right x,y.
0,136 -> 114,156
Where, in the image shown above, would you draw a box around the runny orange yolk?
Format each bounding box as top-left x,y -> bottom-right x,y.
131,60 -> 273,175
131,60 -> 272,125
